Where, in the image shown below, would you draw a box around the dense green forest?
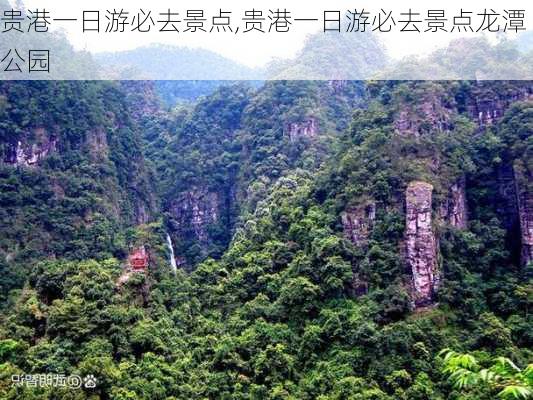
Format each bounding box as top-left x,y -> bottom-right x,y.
0,79 -> 531,399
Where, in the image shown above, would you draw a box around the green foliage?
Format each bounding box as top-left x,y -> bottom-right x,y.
0,80 -> 532,399
440,349 -> 533,399
0,81 -> 157,306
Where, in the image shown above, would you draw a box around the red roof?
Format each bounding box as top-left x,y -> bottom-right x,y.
129,246 -> 149,270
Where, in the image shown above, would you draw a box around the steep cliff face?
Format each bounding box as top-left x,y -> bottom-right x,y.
2,128 -> 58,167
286,117 -> 319,142
405,181 -> 439,307
439,178 -> 467,229
496,163 -> 520,233
2,126 -> 111,167
86,127 -> 109,160
467,83 -> 533,127
382,83 -> 533,307
456,86 -> 533,261
149,81 -> 365,269
488,99 -> 533,267
517,185 -> 533,266
394,88 -> 455,136
0,81 -> 158,268
515,167 -> 533,266
394,82 -> 533,135
170,189 -> 220,243
341,201 -> 376,246
166,186 -> 235,267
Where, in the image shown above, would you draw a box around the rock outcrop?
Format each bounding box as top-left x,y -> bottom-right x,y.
405,181 -> 439,307
86,127 -> 108,160
467,84 -> 533,127
439,178 -> 467,229
341,201 -> 376,246
515,168 -> 533,266
494,161 -> 532,267
497,163 -> 521,232
286,118 -> 318,142
170,189 -> 220,242
3,128 -> 57,167
394,92 -> 454,136
517,189 -> 533,266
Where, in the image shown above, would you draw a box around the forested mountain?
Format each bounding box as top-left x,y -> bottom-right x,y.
0,81 -> 158,303
136,80 -> 365,267
0,79 -> 531,400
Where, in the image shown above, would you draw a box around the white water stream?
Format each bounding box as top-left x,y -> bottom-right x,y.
166,233 -> 178,274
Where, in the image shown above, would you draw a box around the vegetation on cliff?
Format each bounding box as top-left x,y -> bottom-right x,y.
0,80 -> 531,399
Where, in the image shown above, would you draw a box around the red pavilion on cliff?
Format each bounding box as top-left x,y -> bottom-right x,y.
129,246 -> 149,271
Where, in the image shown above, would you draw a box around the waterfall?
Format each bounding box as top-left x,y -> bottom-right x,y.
166,233 -> 178,274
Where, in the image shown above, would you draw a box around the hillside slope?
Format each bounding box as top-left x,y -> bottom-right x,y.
0,81 -> 158,303
0,80 -> 531,400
